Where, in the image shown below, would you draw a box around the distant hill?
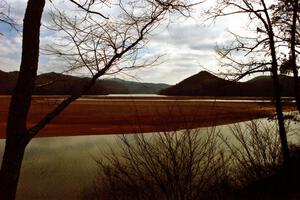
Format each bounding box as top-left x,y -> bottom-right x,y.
34,73 -> 108,95
105,78 -> 170,94
0,71 -> 170,95
0,71 -> 19,94
160,71 -> 298,97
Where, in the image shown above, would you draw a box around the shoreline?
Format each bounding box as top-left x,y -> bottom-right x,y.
0,96 -> 296,138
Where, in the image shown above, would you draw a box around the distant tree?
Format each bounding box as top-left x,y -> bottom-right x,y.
208,0 -> 291,169
0,0 -> 194,199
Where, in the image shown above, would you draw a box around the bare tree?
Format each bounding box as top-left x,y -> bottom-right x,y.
0,0 -> 194,199
218,120 -> 284,186
83,128 -> 229,200
273,0 -> 300,113
0,1 -> 46,199
288,0 -> 300,113
208,0 -> 291,169
83,120 -> 289,199
289,0 -> 300,114
0,0 -> 17,31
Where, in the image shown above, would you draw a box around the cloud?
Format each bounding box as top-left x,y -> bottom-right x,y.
0,0 -> 240,84
124,18 -> 232,84
0,32 -> 22,70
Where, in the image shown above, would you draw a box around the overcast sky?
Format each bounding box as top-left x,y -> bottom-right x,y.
0,0 -> 251,84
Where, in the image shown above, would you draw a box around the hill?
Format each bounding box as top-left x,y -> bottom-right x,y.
105,78 -> 170,94
160,71 -> 298,97
0,71 -> 19,94
34,73 -> 107,95
0,71 -> 170,95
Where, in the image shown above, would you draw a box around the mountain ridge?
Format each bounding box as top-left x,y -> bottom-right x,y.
2,70 -> 298,97
160,71 -> 298,97
0,70 -> 170,95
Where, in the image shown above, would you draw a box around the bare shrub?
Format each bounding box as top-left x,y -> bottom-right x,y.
218,120 -> 285,186
81,120 -> 294,199
85,128 -> 230,200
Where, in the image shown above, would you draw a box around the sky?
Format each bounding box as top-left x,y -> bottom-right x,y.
0,0 -> 251,84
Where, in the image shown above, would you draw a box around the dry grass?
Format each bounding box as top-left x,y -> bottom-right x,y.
0,96 -> 296,138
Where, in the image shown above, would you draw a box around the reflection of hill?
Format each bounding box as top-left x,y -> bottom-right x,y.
160,71 -> 298,97
0,71 -> 170,95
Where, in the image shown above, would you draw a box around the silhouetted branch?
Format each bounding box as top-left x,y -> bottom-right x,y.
28,0 -> 194,139
0,0 -> 18,31
68,0 -> 108,19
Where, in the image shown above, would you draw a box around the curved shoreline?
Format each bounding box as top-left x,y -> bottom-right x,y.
0,96 -> 296,138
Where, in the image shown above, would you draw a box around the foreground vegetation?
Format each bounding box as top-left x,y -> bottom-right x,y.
81,120 -> 300,200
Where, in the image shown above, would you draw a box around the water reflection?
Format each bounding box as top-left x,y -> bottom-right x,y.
0,134 -> 121,199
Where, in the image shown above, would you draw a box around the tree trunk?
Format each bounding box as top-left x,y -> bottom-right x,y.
290,0 -> 300,112
268,28 -> 291,169
0,0 -> 45,199
271,71 -> 291,168
0,139 -> 27,199
261,0 -> 291,168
